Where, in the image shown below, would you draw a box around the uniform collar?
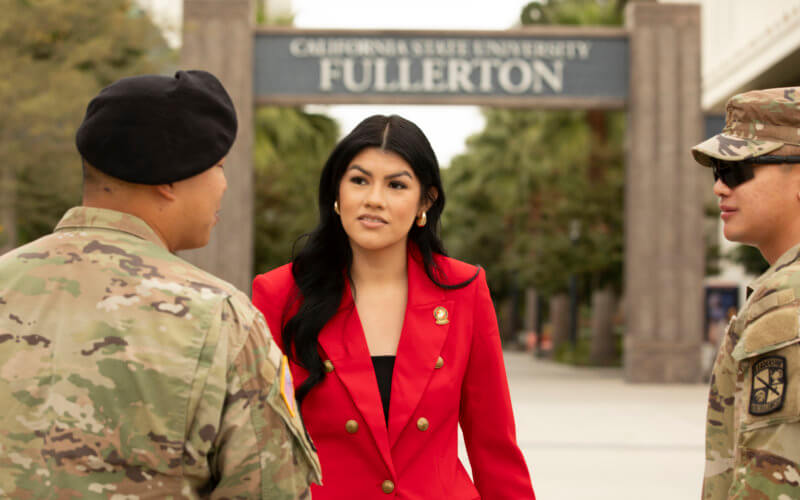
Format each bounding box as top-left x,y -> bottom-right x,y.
747,241 -> 800,297
55,206 -> 168,250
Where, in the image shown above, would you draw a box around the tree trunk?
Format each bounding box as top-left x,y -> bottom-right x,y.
524,287 -> 538,351
549,293 -> 570,357
498,298 -> 515,346
590,286 -> 618,365
587,109 -> 608,183
0,164 -> 16,254
523,288 -> 538,332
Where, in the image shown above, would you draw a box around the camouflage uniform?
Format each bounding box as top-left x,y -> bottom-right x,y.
695,87 -> 800,499
703,245 -> 800,499
0,206 -> 321,499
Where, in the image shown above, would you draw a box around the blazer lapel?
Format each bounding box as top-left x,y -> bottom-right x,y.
317,280 -> 396,476
389,251 -> 452,448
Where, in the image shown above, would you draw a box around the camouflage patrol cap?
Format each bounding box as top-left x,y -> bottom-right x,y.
692,87 -> 800,167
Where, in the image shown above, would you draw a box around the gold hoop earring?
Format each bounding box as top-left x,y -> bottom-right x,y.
416,212 -> 427,227
334,201 -> 340,215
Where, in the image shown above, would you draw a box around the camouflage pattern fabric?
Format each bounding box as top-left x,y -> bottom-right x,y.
703,242 -> 800,499
0,206 -> 320,499
692,87 -> 800,166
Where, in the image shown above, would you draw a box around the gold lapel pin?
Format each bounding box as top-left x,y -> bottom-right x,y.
433,306 -> 449,325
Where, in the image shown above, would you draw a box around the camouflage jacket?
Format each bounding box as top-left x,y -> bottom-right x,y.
703,243 -> 800,499
0,207 -> 321,499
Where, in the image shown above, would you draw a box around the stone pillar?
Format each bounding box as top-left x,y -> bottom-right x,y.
180,0 -> 254,292
624,3 -> 704,382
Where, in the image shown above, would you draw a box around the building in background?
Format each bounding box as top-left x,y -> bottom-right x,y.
660,0 -> 800,373
692,0 -> 800,111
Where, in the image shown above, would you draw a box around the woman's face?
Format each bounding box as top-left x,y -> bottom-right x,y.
337,147 -> 428,255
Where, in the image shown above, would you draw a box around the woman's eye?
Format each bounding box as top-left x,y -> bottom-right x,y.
349,176 -> 367,185
389,181 -> 407,190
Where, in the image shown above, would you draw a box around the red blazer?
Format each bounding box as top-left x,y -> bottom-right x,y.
252,250 -> 535,500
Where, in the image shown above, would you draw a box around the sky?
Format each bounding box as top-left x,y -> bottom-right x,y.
290,0 -> 536,165
140,0 -> 537,166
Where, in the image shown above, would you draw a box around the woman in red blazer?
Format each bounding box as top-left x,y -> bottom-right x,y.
252,115 -> 534,499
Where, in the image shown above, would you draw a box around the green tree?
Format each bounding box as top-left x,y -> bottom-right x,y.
1,0 -> 174,247
444,0 -> 625,295
251,8 -> 340,273
728,244 -> 769,275
521,0 -> 626,26
442,0 -> 626,359
253,107 -> 339,273
444,109 -> 624,291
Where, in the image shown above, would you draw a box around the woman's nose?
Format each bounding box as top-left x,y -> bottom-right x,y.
364,185 -> 386,208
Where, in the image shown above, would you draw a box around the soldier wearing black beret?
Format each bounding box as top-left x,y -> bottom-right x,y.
77,69 -> 237,185
0,70 -> 321,498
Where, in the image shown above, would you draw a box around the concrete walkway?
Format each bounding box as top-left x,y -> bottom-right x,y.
459,351 -> 709,499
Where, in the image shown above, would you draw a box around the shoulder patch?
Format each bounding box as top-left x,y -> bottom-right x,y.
279,355 -> 297,417
749,355 -> 787,416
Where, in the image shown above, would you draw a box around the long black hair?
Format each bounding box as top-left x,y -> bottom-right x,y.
284,114 -> 476,405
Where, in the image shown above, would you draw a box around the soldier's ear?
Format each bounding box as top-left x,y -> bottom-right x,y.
154,183 -> 177,202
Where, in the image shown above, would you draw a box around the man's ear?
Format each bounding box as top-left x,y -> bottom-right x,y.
421,186 -> 439,212
154,183 -> 177,202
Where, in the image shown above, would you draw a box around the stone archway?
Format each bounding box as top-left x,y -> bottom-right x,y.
181,0 -> 703,383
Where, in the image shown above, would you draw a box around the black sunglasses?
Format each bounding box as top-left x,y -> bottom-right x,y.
711,155 -> 800,188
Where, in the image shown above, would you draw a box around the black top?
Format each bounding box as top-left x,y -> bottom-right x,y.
371,355 -> 396,426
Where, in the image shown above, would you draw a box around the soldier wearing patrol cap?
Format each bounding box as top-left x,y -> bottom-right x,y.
695,87 -> 800,499
0,70 -> 320,498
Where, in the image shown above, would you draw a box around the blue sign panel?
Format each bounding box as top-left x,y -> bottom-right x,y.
254,28 -> 629,107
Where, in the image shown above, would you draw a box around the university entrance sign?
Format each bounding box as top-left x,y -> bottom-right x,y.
254,28 -> 628,108
182,0 -> 704,383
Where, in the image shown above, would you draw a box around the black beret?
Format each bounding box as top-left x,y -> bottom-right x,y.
76,70 -> 237,184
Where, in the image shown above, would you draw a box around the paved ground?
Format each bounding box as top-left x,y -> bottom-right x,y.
458,351 -> 709,499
